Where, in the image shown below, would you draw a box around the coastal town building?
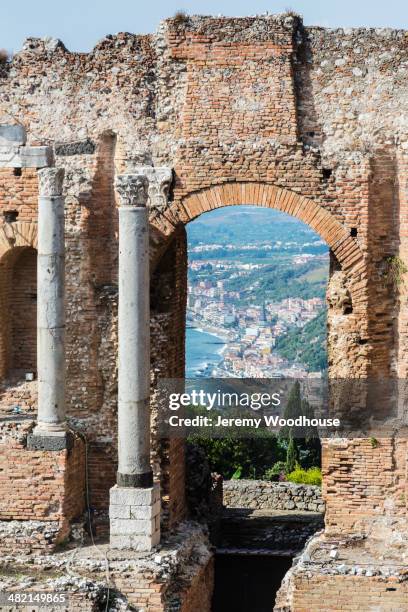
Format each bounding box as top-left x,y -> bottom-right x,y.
188,264 -> 326,377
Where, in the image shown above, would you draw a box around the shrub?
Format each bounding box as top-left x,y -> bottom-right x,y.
263,461 -> 286,481
173,10 -> 189,25
286,466 -> 322,486
231,466 -> 242,480
370,437 -> 379,448
384,256 -> 407,288
284,8 -> 301,18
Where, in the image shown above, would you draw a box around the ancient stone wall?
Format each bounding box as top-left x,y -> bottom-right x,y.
0,523 -> 213,611
0,13 -> 407,557
223,480 -> 325,513
276,573 -> 408,611
275,532 -> 408,611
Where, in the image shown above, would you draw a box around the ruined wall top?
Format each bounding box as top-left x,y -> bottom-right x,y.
0,15 -> 405,160
0,13 -> 407,226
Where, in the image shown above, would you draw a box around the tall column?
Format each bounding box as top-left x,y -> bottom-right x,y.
110,173 -> 160,551
29,168 -> 70,450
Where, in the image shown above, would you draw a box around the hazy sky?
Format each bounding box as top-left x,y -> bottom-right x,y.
2,0 -> 408,53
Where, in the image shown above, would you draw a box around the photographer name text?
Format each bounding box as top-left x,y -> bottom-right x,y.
168,415 -> 341,429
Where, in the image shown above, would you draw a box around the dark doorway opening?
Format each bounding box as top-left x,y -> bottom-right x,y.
212,553 -> 293,612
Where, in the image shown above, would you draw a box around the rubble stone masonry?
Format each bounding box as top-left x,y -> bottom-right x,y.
0,12 -> 407,610
223,480 -> 325,512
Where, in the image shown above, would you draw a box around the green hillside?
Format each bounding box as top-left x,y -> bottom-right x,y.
275,310 -> 327,372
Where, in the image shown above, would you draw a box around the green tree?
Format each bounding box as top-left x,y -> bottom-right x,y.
280,381 -> 302,440
190,427 -> 286,480
285,435 -> 299,474
299,397 -> 321,468
284,381 -> 302,419
281,383 -> 321,471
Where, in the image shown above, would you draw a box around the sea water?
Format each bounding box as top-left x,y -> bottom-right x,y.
185,327 -> 225,378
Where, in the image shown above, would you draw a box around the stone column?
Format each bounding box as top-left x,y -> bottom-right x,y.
110,173 -> 160,551
29,168 -> 70,451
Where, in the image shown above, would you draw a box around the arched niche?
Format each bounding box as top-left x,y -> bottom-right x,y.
0,221 -> 38,380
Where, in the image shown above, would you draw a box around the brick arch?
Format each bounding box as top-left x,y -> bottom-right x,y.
151,181 -> 367,317
170,182 -> 364,273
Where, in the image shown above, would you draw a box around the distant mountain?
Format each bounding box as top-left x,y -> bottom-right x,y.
188,206 -> 327,250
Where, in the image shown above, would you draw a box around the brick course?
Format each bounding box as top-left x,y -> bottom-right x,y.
0,420 -> 85,548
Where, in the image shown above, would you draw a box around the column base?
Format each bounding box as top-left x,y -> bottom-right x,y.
117,470 -> 153,488
27,429 -> 74,451
109,483 -> 160,551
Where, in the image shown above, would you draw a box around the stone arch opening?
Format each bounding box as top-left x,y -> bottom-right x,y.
159,181 -> 368,374
185,204 -> 329,379
150,181 -> 367,530
0,246 -> 37,379
175,183 -> 363,275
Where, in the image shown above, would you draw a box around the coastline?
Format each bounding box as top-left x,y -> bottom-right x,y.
187,317 -> 235,344
186,326 -> 227,377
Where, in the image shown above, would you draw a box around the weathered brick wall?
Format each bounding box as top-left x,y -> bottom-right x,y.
322,438 -> 408,535
0,249 -> 14,377
0,420 -> 85,545
276,573 -> 408,611
180,557 -> 214,612
0,247 -> 38,415
0,167 -> 38,222
0,14 -> 407,548
0,247 -> 37,378
67,226 -> 189,533
151,227 -> 187,528
11,247 -> 36,372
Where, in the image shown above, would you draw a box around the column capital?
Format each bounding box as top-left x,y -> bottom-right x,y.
115,174 -> 149,208
127,166 -> 172,214
38,167 -> 64,197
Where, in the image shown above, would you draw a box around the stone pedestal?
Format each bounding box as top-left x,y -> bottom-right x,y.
109,484 -> 160,551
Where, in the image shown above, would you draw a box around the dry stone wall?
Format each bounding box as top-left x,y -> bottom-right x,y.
223,480 -> 325,513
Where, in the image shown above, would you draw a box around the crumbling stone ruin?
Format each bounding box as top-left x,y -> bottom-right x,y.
0,12 -> 408,610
